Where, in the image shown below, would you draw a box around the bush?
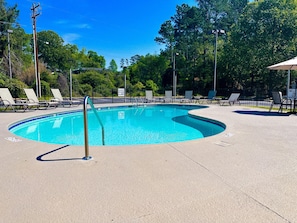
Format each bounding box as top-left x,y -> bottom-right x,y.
79,84 -> 92,96
4,78 -> 28,98
41,80 -> 51,98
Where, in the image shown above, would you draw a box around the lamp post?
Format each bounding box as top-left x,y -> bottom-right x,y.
173,52 -> 179,100
212,29 -> 225,92
7,29 -> 13,79
69,68 -> 73,101
123,66 -> 127,103
124,73 -> 126,102
0,30 -> 13,78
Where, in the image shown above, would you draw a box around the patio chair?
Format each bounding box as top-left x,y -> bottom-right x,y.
199,90 -> 217,104
164,90 -> 172,103
145,90 -> 155,103
51,88 -> 80,107
0,88 -> 38,112
24,88 -> 59,109
219,93 -> 240,106
269,91 -> 292,113
181,90 -> 193,103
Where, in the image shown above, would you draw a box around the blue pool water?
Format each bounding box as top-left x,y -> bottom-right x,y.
9,105 -> 225,146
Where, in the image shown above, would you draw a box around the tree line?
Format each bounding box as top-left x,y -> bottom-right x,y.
1,0 -> 297,100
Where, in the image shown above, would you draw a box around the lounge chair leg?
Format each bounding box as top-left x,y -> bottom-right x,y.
269,104 -> 273,112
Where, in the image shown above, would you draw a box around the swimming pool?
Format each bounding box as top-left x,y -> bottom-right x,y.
9,104 -> 225,146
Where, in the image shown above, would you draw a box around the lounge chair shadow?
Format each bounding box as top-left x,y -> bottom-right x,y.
234,110 -> 291,116
36,145 -> 83,162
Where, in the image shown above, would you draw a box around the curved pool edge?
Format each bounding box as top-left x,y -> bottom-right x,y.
188,110 -> 227,130
8,108 -> 83,131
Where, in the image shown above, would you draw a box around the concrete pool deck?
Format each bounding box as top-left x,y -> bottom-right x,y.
0,103 -> 297,222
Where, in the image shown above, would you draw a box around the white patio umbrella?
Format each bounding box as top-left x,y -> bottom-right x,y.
267,57 -> 297,97
268,56 -> 297,70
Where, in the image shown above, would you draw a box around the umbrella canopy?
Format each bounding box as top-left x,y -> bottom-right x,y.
267,57 -> 297,97
268,57 -> 297,70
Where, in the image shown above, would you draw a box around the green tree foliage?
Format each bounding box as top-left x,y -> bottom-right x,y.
131,81 -> 145,96
3,0 -> 297,99
145,79 -> 158,92
0,72 -> 28,97
86,50 -> 105,68
221,0 -> 297,97
109,59 -> 118,72
0,0 -> 18,58
71,48 -> 105,70
38,30 -> 72,71
79,83 -> 92,96
128,54 -> 168,91
1,28 -> 32,78
196,0 -> 248,30
154,1 -> 251,95
155,20 -> 176,49
0,1 -> 32,78
77,70 -> 116,96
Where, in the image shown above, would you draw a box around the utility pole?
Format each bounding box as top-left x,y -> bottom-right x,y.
31,3 -> 41,97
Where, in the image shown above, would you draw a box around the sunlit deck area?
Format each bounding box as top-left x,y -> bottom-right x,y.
1,103 -> 297,222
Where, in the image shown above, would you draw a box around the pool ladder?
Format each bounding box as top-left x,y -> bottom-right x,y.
133,97 -> 145,106
83,96 -> 105,160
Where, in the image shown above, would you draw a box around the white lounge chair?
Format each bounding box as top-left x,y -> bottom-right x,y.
219,93 -> 240,105
164,90 -> 172,103
51,88 -> 80,107
24,88 -> 58,109
145,90 -> 155,103
0,88 -> 38,111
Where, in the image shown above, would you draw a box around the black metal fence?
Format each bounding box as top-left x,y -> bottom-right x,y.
83,96 -> 273,108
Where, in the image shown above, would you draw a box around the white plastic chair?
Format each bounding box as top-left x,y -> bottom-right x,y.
51,88 -> 80,107
164,90 -> 172,103
24,88 -> 58,109
0,88 -> 38,111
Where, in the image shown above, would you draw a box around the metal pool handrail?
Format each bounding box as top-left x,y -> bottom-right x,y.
83,96 -> 105,160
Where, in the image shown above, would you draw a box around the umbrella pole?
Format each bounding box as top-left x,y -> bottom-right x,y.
287,70 -> 290,97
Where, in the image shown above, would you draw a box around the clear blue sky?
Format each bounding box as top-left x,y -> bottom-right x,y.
6,0 -> 197,68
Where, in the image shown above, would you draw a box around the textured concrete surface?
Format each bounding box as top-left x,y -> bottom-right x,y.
0,104 -> 297,223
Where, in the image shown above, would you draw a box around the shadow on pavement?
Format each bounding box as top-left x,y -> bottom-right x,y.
234,110 -> 291,116
36,145 -> 83,162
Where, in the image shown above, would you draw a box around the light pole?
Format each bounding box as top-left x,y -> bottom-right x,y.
122,66 -> 127,102
7,29 -> 13,79
173,52 -> 179,100
69,68 -> 73,101
0,30 -> 13,78
212,29 -> 225,92
124,73 -> 126,102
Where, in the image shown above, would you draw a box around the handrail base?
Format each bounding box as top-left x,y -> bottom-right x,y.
82,156 -> 93,160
